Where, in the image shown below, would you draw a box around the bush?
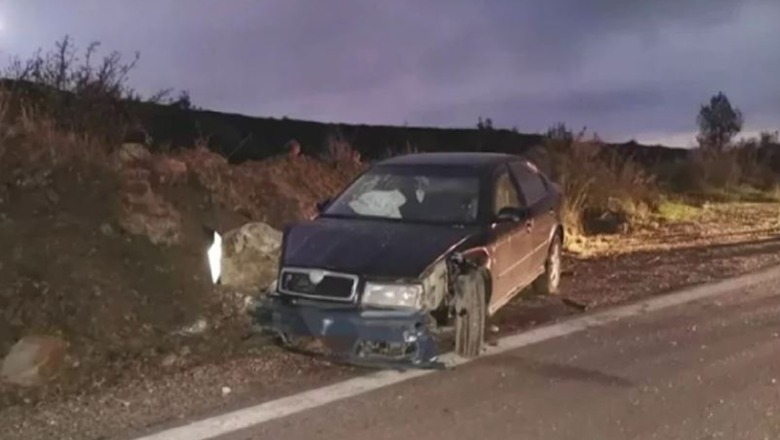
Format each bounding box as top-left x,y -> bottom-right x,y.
531,124 -> 658,239
657,143 -> 779,196
1,36 -> 187,145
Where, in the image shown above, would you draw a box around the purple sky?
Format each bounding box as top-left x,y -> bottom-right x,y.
1,0 -> 779,146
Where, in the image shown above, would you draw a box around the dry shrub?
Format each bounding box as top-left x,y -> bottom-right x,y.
2,36 -> 187,145
322,131 -> 361,167
0,92 -> 108,169
692,149 -> 741,189
658,143 -> 779,197
532,124 -> 658,240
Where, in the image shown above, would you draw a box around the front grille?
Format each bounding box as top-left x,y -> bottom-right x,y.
279,268 -> 358,302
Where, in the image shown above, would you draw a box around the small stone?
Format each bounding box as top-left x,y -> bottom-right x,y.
1,336 -> 68,386
45,189 -> 60,205
100,223 -> 114,236
175,318 -> 209,336
161,354 -> 177,368
242,296 -> 256,312
489,325 -> 500,334
221,386 -> 232,396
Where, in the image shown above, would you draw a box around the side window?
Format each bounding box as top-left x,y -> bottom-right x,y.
493,170 -> 521,214
510,162 -> 547,206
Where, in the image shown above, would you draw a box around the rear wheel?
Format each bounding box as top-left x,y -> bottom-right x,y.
534,232 -> 562,295
455,271 -> 486,358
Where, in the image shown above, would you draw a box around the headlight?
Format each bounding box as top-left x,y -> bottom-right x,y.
207,231 -> 222,284
362,283 -> 423,309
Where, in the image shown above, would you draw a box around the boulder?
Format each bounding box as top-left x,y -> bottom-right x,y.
220,222 -> 282,290
1,336 -> 67,387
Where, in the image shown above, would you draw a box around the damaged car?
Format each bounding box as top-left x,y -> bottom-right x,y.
249,152 -> 563,367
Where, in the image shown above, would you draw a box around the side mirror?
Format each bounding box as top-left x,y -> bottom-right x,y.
495,206 -> 528,223
315,197 -> 333,213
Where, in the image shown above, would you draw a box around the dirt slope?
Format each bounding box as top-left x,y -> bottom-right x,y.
0,130 -> 360,409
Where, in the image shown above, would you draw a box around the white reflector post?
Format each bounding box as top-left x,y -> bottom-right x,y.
207,231 -> 223,284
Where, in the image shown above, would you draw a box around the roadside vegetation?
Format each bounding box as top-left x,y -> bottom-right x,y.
526,93 -> 780,250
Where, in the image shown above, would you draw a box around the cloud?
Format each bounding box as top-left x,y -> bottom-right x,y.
1,0 -> 779,142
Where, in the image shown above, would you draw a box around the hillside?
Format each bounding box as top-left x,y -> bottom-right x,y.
1,77 -> 690,165
131,100 -> 691,166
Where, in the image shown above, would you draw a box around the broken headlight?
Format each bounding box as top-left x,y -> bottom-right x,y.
362,283 -> 423,309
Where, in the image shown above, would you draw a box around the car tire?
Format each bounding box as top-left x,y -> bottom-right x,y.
455,271 -> 486,358
534,232 -> 563,295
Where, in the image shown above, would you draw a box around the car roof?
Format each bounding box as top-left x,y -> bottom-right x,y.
376,152 -> 518,169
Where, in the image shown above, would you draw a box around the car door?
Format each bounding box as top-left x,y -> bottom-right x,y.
509,160 -> 554,272
488,166 -> 534,312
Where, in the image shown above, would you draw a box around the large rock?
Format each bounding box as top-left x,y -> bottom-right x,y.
220,222 -> 282,290
119,196 -> 182,246
1,336 -> 67,387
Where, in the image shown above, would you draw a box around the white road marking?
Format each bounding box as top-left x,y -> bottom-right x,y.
131,264 -> 780,440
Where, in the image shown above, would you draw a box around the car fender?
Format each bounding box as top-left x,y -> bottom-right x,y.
547,222 -> 564,245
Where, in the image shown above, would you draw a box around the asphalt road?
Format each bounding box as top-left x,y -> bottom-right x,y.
215,276 -> 780,440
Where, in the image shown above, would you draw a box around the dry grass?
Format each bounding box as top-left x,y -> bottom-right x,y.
655,198 -> 702,222
528,126 -> 658,247
0,93 -> 109,172
567,201 -> 780,257
322,131 -> 361,166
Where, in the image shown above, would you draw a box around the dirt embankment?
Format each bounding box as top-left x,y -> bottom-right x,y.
0,128 -> 361,410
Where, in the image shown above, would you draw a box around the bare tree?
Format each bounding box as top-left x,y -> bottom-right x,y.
1,35 -> 193,143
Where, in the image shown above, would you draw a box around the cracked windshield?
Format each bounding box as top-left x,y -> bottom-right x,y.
324,170 -> 480,223
1,1 -> 780,440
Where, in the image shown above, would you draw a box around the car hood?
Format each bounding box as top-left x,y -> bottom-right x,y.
282,217 -> 479,279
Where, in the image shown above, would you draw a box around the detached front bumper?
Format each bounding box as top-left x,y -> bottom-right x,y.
251,296 -> 441,369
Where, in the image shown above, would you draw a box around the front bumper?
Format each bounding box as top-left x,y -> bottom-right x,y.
251,295 -> 441,369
